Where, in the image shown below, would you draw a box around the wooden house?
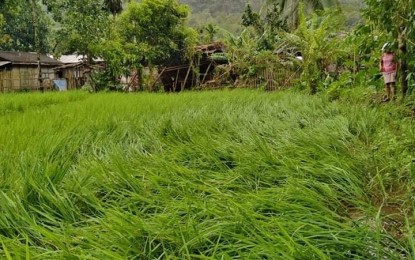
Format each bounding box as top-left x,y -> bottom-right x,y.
0,51 -> 62,92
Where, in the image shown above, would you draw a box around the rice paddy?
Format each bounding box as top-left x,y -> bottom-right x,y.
0,90 -> 414,259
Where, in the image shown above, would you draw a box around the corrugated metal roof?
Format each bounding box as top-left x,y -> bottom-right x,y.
0,61 -> 11,67
0,51 -> 62,65
59,55 -> 84,64
59,55 -> 104,64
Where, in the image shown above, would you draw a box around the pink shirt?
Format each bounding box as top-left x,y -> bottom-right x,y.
381,53 -> 397,73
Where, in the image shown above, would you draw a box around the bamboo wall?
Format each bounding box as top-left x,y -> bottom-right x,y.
0,66 -> 55,92
61,68 -> 85,89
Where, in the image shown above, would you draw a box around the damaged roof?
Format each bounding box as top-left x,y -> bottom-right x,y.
194,42 -> 226,54
0,51 -> 62,66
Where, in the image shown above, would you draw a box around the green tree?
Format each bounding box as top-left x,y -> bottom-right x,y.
117,0 -> 196,90
118,0 -> 196,67
241,3 -> 287,50
0,14 -> 7,45
283,4 -> 345,94
203,23 -> 218,43
91,24 -> 128,90
363,0 -> 415,97
52,0 -> 111,61
0,0 -> 50,52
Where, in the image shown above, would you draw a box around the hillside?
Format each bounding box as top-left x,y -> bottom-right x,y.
180,0 -> 364,33
180,0 -> 263,14
179,0 -> 264,33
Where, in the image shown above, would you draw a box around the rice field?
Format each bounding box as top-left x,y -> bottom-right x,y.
0,90 -> 414,259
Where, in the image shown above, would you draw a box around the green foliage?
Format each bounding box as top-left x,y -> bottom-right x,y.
52,0 -> 111,59
241,4 -> 262,31
0,90 -> 414,258
0,0 -> 51,52
118,0 -> 196,67
198,23 -> 219,43
223,2 -> 290,86
363,0 -> 414,41
333,26 -> 387,94
226,1 -> 352,93
283,4 -> 346,94
363,0 -> 415,95
241,3 -> 287,51
0,14 -> 6,45
267,0 -> 340,29
88,69 -> 121,92
92,36 -> 128,86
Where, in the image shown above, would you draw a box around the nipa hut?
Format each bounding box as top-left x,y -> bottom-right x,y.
0,51 -> 62,92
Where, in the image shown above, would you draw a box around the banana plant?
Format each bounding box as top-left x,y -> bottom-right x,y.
281,3 -> 345,94
267,0 -> 340,30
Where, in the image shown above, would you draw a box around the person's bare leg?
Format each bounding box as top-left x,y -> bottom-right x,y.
390,82 -> 396,100
385,83 -> 391,101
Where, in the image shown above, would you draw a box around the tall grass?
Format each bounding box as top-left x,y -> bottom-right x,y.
0,90 -> 413,259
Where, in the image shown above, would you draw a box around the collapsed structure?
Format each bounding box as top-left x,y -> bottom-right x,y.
158,42 -> 228,92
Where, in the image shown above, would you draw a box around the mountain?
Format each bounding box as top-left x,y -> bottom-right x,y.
179,0 -> 363,33
179,0 -> 265,34
179,0 -> 263,14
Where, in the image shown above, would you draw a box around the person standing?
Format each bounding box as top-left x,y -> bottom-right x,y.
380,43 -> 397,101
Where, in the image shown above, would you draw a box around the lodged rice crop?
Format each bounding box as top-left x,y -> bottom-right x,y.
0,90 -> 414,259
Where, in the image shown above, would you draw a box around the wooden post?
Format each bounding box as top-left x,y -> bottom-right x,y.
182,60 -> 193,91
150,67 -> 166,91
201,61 -> 213,85
173,68 -> 180,92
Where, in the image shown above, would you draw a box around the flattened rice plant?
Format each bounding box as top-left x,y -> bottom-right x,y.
0,90 -> 413,259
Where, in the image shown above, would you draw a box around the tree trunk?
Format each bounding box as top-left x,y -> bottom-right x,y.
87,52 -> 93,65
398,28 -> 408,97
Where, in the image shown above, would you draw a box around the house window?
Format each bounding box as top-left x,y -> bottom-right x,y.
41,70 -> 51,79
74,69 -> 81,78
